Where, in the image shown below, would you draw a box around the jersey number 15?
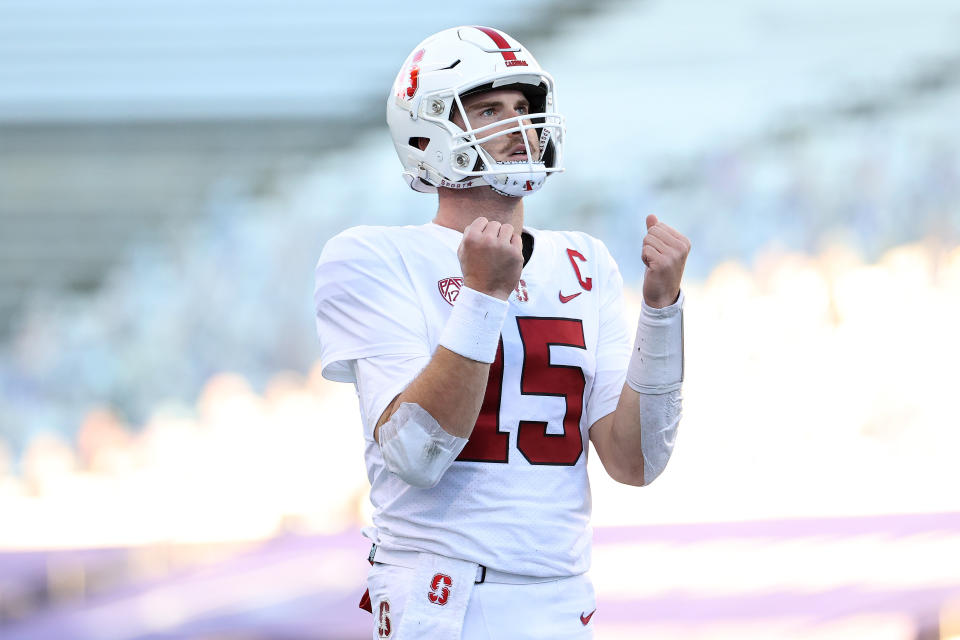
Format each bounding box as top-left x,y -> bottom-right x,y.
456,317 -> 586,466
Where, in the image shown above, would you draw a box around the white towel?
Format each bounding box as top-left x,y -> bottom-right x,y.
395,552 -> 479,640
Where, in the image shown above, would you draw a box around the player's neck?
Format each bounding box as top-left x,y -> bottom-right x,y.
433,186 -> 524,233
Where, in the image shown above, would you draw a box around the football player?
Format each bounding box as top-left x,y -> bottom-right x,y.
314,25 -> 689,640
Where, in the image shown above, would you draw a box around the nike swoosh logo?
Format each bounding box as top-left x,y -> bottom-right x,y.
580,609 -> 596,625
558,291 -> 582,303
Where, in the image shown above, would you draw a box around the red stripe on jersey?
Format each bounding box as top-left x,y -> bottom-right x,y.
473,26 -> 528,66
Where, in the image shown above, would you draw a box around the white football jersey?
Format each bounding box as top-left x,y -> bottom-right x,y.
314,222 -> 631,577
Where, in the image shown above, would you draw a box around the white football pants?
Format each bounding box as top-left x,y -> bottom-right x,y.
367,561 -> 597,639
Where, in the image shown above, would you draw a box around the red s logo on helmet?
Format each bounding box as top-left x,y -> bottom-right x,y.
399,49 -> 425,100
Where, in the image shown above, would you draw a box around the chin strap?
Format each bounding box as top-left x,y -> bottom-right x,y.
411,163 -> 486,192
482,161 -> 547,197
412,160 -> 547,197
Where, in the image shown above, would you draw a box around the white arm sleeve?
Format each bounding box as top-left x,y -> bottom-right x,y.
627,294 -> 685,485
638,389 -> 683,485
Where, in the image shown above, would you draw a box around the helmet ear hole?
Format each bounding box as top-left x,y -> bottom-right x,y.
409,137 -> 430,151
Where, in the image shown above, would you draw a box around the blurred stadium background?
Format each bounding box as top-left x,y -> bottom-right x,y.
1,0 -> 959,638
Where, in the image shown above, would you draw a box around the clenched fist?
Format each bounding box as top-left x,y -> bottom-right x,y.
458,217 -> 524,300
641,214 -> 690,308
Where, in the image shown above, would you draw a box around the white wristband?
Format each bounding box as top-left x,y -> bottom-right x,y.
625,290 -> 685,394
438,286 -> 509,363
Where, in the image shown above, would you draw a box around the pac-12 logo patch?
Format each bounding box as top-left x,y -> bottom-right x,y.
427,573 -> 452,606
377,599 -> 392,637
438,277 -> 463,305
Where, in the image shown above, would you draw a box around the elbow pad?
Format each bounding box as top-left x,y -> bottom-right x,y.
638,389 -> 682,485
378,403 -> 468,489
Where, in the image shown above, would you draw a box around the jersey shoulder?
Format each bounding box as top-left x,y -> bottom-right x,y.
319,224 -> 408,262
321,223 -> 453,258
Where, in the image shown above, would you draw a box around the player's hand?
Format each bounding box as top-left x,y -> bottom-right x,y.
641,214 -> 690,308
458,217 -> 524,300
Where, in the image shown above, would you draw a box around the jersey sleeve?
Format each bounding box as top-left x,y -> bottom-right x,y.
586,239 -> 632,428
314,227 -> 432,383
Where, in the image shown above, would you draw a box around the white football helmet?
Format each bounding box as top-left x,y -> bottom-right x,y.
387,26 -> 564,197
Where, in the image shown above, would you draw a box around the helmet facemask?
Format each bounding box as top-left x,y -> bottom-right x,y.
430,81 -> 563,197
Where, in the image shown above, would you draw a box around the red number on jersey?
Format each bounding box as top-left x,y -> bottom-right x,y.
456,340 -> 508,463
457,319 -> 586,466
516,317 -> 586,465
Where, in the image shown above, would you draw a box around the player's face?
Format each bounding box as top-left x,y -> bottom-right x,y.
452,89 -> 540,163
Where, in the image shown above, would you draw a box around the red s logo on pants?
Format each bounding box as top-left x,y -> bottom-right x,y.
427,573 -> 452,606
